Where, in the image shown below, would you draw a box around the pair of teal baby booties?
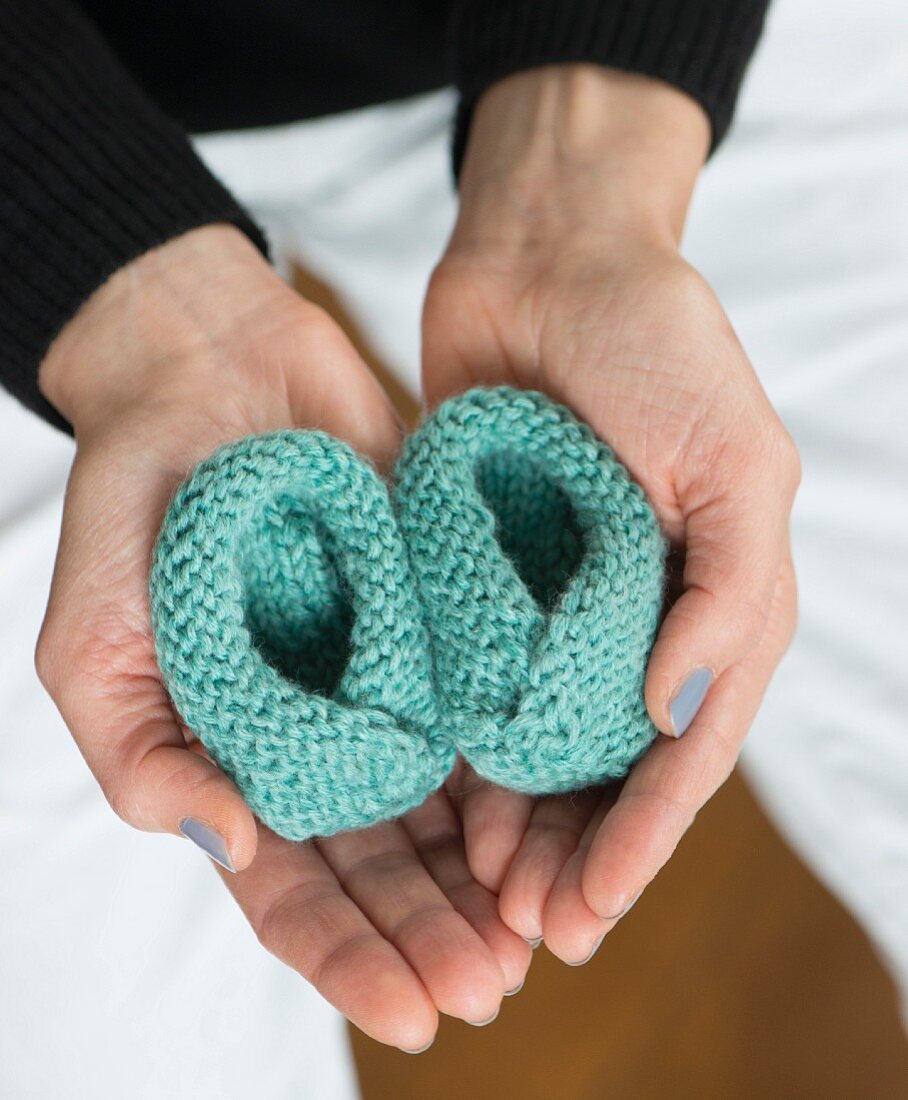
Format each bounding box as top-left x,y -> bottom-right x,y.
150,387 -> 666,842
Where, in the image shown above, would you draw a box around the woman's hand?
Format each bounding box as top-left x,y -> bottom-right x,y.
423,67 -> 800,962
36,224 -> 530,1048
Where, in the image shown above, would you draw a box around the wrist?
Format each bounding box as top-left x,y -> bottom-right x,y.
454,65 -> 710,258
38,224 -> 284,435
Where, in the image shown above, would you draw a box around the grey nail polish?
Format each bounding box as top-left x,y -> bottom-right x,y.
504,979 -> 525,997
566,933 -> 605,967
179,817 -> 236,872
669,667 -> 714,736
525,936 -> 543,949
467,1008 -> 499,1027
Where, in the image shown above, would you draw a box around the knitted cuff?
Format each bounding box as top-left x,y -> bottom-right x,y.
151,431 -> 454,841
0,2 -> 269,433
448,0 -> 769,177
396,388 -> 667,793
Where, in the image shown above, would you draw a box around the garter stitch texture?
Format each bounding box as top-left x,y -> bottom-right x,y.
395,387 -> 667,794
151,390 -> 667,840
150,431 -> 455,841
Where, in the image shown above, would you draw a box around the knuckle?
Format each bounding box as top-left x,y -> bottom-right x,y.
423,259 -> 492,332
254,907 -> 283,956
785,448 -> 803,496
269,300 -> 348,367
425,259 -> 466,303
34,617 -> 64,695
253,886 -> 309,958
297,303 -> 352,358
762,422 -> 802,497
104,781 -> 139,826
774,426 -> 802,494
775,564 -> 801,652
298,300 -> 336,337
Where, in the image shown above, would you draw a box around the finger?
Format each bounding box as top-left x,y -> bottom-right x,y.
541,798 -> 620,965
401,788 -> 533,996
283,305 -> 404,471
223,826 -> 437,1051
646,436 -> 799,735
497,788 -> 601,942
584,555 -> 797,918
36,603 -> 258,872
455,764 -> 536,894
317,819 -> 507,1025
36,437 -> 267,870
420,265 -> 515,409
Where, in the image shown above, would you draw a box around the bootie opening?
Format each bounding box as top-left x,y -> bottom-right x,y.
240,492 -> 354,697
475,451 -> 585,612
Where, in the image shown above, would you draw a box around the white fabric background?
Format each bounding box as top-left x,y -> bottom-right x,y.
0,444 -> 359,1093
1,0 -> 906,1095
688,0 -> 908,1014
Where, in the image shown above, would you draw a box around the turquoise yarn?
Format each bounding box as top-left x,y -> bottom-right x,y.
150,431 -> 455,841
150,387 -> 666,841
396,388 -> 667,794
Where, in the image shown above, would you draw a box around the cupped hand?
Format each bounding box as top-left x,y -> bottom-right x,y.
35,224 -> 530,1048
422,67 -> 800,963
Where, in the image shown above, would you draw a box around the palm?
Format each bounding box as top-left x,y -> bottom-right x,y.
421,249 -> 797,961
225,785 -> 529,1048
41,280 -> 529,1049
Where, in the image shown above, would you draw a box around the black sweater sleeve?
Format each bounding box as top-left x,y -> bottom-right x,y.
0,2 -> 268,432
448,0 -> 770,174
0,1 -> 768,433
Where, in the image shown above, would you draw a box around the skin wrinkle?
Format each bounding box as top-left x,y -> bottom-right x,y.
256,885 -> 368,963
335,847 -> 427,896
386,903 -> 475,956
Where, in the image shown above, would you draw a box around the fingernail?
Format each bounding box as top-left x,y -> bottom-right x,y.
467,1008 -> 499,1027
566,933 -> 605,967
669,667 -> 714,736
504,979 -> 524,997
602,890 -> 643,921
400,1040 -> 434,1055
525,936 -> 543,949
179,818 -> 235,873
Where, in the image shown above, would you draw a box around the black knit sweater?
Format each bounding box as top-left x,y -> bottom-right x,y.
0,1 -> 769,430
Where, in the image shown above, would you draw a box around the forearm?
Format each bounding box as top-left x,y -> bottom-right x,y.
454,65 -> 710,253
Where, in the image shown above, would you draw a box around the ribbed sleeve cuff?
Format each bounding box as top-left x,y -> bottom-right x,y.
0,2 -> 269,433
448,0 -> 769,176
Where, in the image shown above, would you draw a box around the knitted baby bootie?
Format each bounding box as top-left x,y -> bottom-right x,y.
151,431 -> 455,841
395,387 -> 667,794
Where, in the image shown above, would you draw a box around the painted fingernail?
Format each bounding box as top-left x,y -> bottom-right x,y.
179,818 -> 235,873
669,667 -> 714,736
400,1040 -> 434,1055
505,979 -> 524,997
566,933 -> 605,967
525,936 -> 543,949
467,1008 -> 499,1027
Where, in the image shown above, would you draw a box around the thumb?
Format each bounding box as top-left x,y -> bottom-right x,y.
282,305 -> 404,471
645,434 -> 800,736
36,614 -> 258,872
